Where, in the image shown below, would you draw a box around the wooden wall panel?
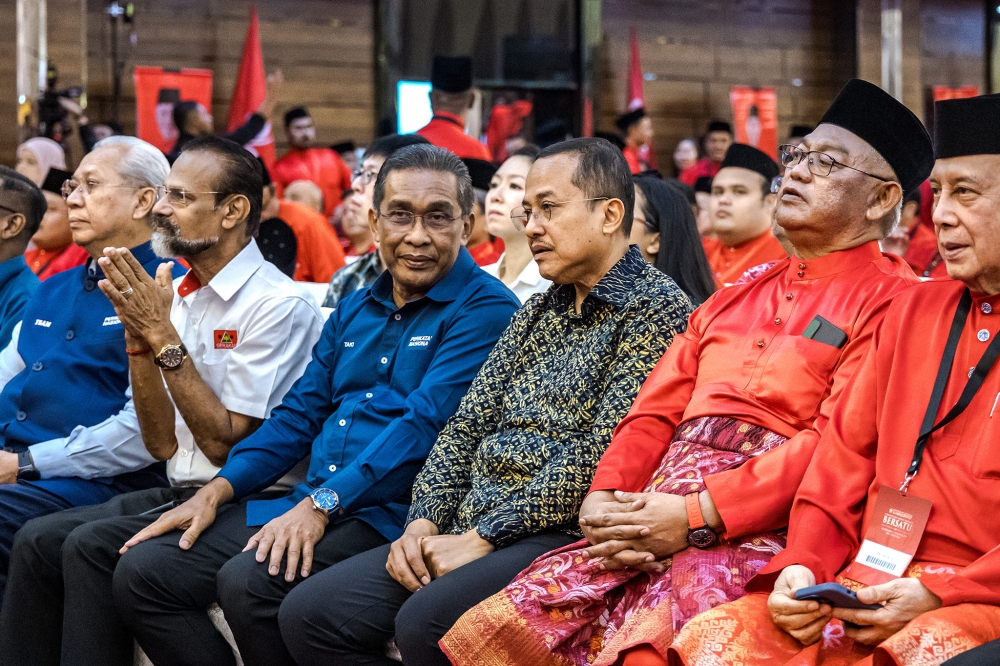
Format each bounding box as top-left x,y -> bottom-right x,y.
0,2 -> 17,166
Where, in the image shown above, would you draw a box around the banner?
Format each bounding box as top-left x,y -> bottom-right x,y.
932,85 -> 979,102
133,66 -> 213,154
730,86 -> 778,159
227,7 -> 275,169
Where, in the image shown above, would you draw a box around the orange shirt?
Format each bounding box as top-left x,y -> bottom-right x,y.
591,242 -> 920,539
277,200 -> 346,283
416,111 -> 492,161
756,280 -> 1000,607
702,231 -> 788,289
24,244 -> 89,281
272,147 -> 353,218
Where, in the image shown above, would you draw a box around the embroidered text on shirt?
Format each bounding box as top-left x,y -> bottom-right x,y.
102,316 -> 121,327
34,319 -> 52,328
408,335 -> 432,347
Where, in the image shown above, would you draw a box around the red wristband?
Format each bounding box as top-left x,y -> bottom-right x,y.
126,347 -> 152,356
685,492 -> 706,530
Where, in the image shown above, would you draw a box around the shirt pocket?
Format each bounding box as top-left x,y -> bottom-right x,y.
195,348 -> 229,391
756,335 -> 843,424
971,420 -> 1000,478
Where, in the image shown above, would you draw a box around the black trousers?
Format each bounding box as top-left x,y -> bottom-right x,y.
0,486 -> 195,666
278,530 -> 576,666
943,639 -> 1000,665
113,498 -> 387,666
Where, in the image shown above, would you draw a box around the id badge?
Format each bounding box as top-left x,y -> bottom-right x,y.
842,484 -> 932,587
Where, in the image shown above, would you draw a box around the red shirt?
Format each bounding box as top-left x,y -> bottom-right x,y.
679,158 -> 721,186
277,200 -> 346,283
272,147 -> 353,218
468,238 -> 504,267
756,280 -> 1000,607
24,244 -> 89,281
417,111 -> 492,161
702,231 -> 788,290
903,222 -> 949,279
591,242 -> 920,540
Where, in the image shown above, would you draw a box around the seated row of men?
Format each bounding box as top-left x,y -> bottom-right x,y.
0,78 -> 995,666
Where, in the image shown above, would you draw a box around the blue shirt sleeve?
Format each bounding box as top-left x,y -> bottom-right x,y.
217,311 -> 340,497
321,289 -> 517,512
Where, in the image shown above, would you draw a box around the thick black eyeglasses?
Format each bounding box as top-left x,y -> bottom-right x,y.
778,144 -> 892,183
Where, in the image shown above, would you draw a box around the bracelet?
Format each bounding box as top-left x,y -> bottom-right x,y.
126,347 -> 152,356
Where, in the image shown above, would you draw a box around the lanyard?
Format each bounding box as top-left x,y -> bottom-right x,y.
902,289 -> 1000,493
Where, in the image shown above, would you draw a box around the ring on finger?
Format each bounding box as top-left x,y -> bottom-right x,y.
120,287 -> 134,298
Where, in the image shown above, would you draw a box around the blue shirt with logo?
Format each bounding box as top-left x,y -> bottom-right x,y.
0,242 -> 183,504
0,255 -> 39,350
218,248 -> 520,539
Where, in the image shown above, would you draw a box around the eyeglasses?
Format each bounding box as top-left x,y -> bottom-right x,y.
778,144 -> 892,183
510,197 -> 610,230
352,169 -> 378,186
378,210 -> 459,233
153,186 -> 222,206
61,179 -> 137,200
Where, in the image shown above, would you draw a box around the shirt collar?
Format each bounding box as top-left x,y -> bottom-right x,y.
786,240 -> 884,281
84,241 -> 156,281
551,245 -> 648,309
431,110 -> 465,128
0,255 -> 29,288
180,241 -> 265,302
370,246 -> 476,308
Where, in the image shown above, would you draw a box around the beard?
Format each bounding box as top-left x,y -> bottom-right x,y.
149,214 -> 220,259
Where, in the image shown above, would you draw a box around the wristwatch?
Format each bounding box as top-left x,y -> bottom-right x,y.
309,487 -> 340,515
154,343 -> 188,370
685,492 -> 718,549
16,449 -> 40,481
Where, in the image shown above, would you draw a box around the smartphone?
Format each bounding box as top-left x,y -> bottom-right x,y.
794,582 -> 881,610
802,315 -> 848,349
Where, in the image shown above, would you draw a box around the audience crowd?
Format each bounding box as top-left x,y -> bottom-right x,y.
1,51 -> 999,666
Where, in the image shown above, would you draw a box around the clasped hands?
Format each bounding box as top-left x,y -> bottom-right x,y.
768,564 -> 942,647
579,490 -> 691,572
386,519 -> 495,592
97,247 -> 177,350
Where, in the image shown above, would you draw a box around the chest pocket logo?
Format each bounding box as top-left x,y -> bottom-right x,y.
408,335 -> 432,347
103,316 -> 121,327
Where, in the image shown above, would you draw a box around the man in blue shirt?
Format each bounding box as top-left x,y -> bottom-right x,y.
0,136 -> 183,599
114,144 -> 520,666
0,167 -> 42,349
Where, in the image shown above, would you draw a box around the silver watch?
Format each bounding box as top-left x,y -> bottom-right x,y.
309,487 -> 340,514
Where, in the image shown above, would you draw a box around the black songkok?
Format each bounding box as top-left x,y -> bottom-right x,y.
818,79 -> 933,196
790,124 -> 813,138
693,176 -> 713,194
255,157 -> 273,187
719,143 -> 780,182
431,56 -> 473,94
284,107 -> 310,128
933,93 -> 1000,159
461,158 -> 497,191
40,168 -> 71,195
615,108 -> 647,133
707,121 -> 732,135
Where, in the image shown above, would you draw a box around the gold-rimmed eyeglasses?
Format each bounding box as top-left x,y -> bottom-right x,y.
61,179 -> 137,200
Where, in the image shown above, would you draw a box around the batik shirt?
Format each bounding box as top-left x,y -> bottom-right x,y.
323,250 -> 382,308
407,246 -> 693,548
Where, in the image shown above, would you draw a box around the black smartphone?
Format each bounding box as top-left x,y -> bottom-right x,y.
794,582 -> 881,610
802,315 -> 848,349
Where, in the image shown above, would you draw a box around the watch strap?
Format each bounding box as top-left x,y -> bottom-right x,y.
17,449 -> 39,481
685,492 -> 706,530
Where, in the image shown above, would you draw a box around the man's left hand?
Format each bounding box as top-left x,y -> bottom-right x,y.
582,491 -> 688,563
243,498 -> 329,582
97,248 -> 176,346
0,451 -> 18,484
832,578 -> 942,645
421,529 -> 494,579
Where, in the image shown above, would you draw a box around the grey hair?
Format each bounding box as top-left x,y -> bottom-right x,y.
372,144 -> 474,217
875,200 -> 903,239
94,136 -> 170,189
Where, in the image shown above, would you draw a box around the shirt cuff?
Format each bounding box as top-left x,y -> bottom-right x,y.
705,473 -> 751,539
217,457 -> 263,500
27,439 -> 69,478
320,463 -> 369,512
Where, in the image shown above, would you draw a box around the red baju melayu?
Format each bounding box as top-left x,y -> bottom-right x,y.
24,244 -> 88,281
272,147 -> 353,218
442,242 -> 920,666
623,145 -> 656,175
468,238 -> 504,267
672,279 -> 1000,666
903,222 -> 949,279
416,111 -> 492,161
679,158 -> 721,186
702,231 -> 789,289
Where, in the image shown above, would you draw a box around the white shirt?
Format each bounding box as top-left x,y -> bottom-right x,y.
483,253 -> 552,304
26,242 -> 323,487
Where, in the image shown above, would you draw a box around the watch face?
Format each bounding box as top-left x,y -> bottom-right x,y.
159,345 -> 185,368
310,488 -> 340,511
688,527 -> 717,549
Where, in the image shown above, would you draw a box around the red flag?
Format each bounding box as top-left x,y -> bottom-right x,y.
627,28 -> 644,112
227,7 -> 275,168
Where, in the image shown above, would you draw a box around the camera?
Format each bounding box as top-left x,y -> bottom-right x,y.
37,65 -> 82,139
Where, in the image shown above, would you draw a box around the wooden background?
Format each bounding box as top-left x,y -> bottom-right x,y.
0,0 -> 989,167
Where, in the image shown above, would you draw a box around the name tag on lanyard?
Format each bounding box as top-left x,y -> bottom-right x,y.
843,485 -> 931,586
